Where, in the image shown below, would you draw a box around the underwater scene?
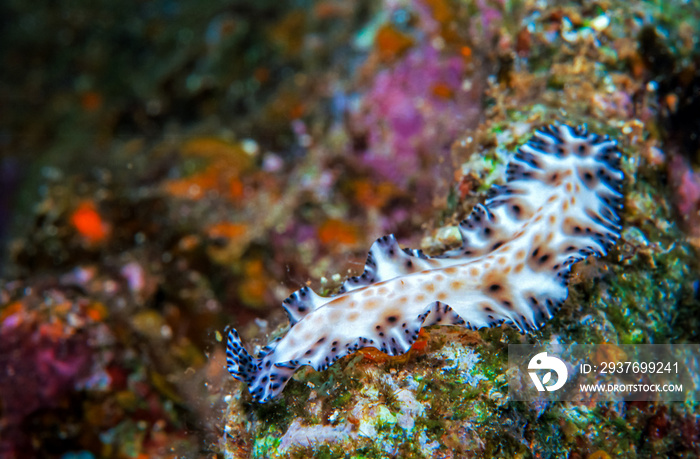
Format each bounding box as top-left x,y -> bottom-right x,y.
1,0 -> 699,457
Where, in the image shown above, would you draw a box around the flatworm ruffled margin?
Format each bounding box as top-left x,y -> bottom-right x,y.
226,124 -> 624,403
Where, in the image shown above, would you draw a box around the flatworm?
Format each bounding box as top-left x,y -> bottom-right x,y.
226,124 -> 624,403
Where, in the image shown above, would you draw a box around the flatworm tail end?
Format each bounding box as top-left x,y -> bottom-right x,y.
226,329 -> 257,384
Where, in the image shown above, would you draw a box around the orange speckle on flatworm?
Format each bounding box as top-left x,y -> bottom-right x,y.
329,310 -> 342,322
331,296 -> 348,306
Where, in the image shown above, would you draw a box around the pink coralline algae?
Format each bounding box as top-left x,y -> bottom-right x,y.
0,308 -> 93,424
0,288 -> 119,457
668,154 -> 700,239
352,44 -> 480,189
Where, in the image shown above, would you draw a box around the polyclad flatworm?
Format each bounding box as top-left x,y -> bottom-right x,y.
226,124 -> 624,403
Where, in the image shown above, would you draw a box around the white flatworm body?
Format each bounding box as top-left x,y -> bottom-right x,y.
226,124 -> 624,403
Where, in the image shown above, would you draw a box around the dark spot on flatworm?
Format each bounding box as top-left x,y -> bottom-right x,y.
317,337 -> 326,344
489,284 -> 501,292
387,316 -> 398,323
